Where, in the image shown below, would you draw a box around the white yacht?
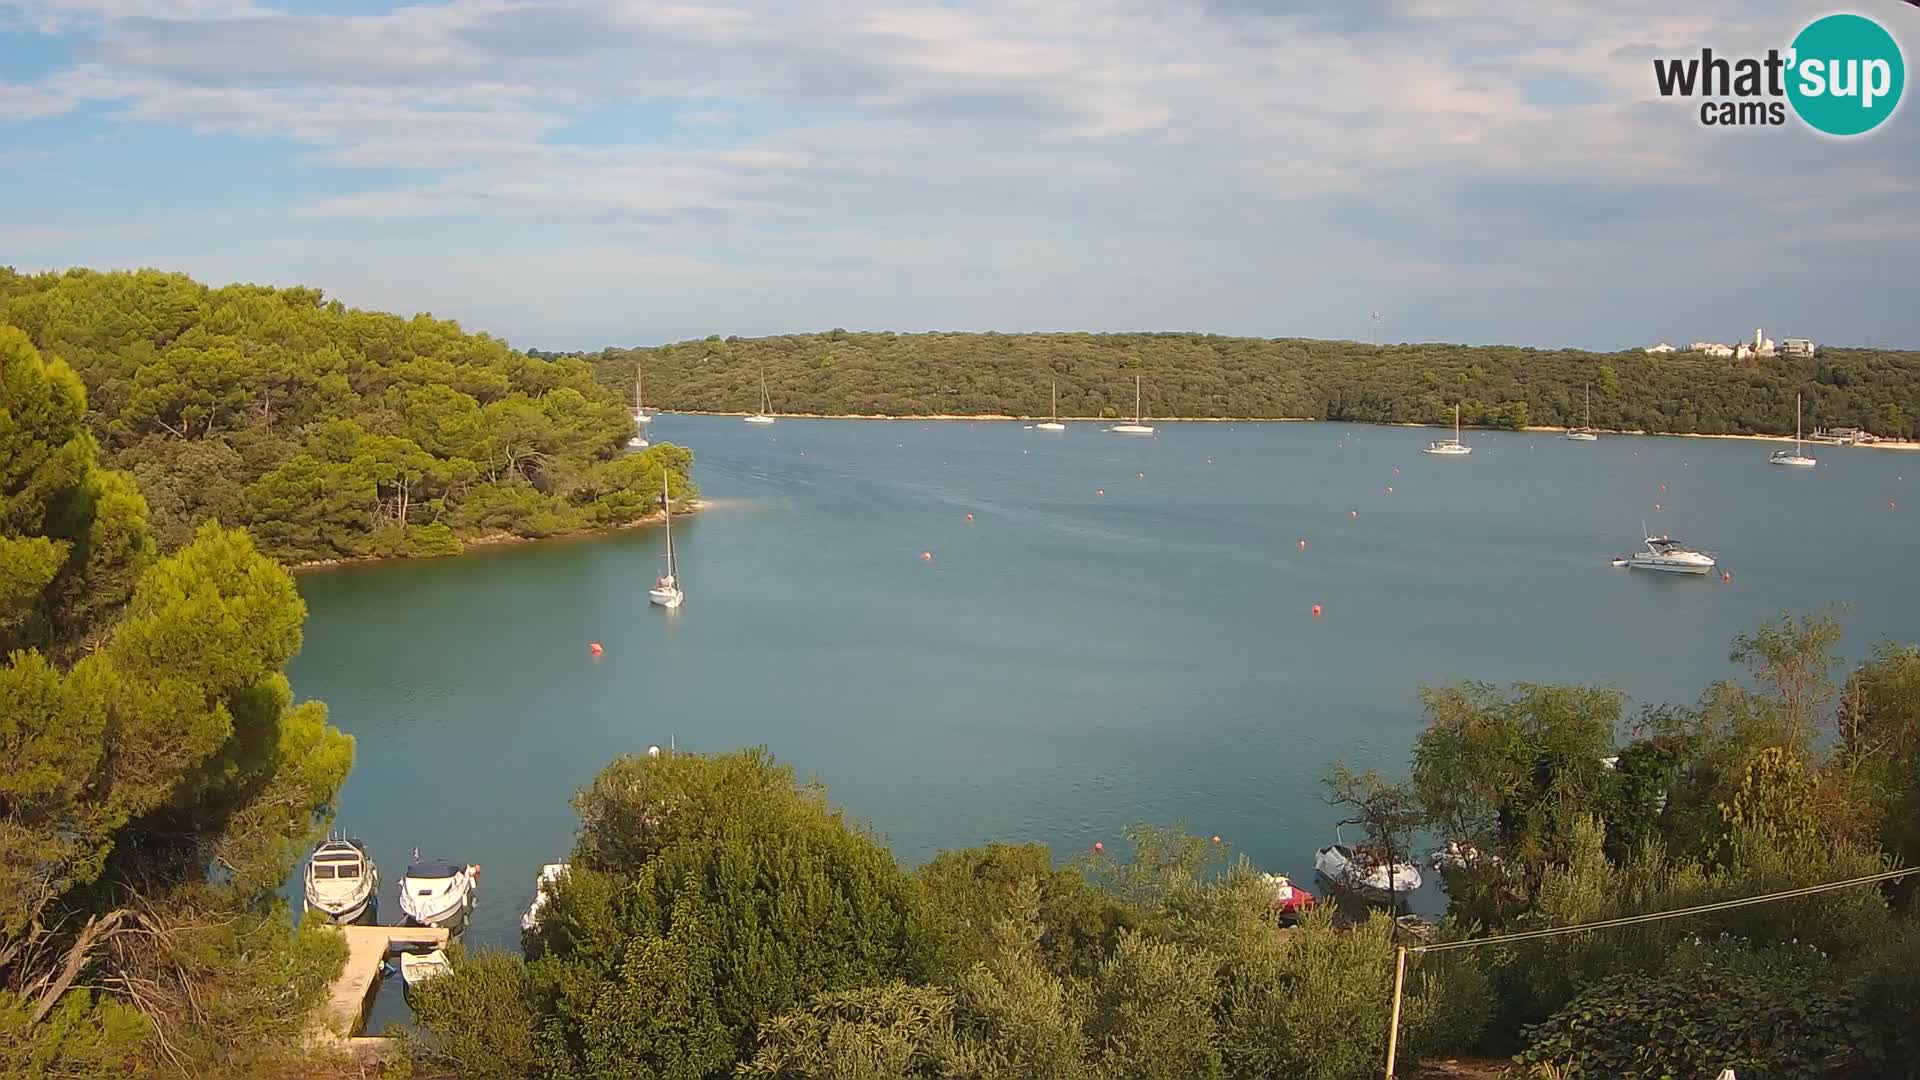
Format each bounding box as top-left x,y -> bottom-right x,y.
397,853 -> 478,929
1035,380 -> 1066,431
627,433 -> 650,449
1566,383 -> 1598,440
1108,375 -> 1154,434
1423,404 -> 1472,455
1769,393 -> 1816,468
1627,533 -> 1717,575
631,366 -> 652,426
399,948 -> 452,993
303,835 -> 378,924
520,862 -> 571,935
1314,837 -> 1423,902
648,488 -> 683,609
744,368 -> 776,424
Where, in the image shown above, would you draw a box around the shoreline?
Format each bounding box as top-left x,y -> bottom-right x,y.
290,499 -> 702,573
667,410 -> 1920,448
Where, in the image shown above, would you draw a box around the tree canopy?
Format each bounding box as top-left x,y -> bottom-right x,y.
565,331 -> 1920,437
0,268 -> 696,565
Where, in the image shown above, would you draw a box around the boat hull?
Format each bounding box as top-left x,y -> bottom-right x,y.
1422,446 -> 1471,456
649,588 -> 683,608
1769,456 -> 1816,467
1565,432 -> 1597,441
1109,424 -> 1154,434
304,889 -> 376,925
744,416 -> 776,425
1035,422 -> 1066,431
1627,559 -> 1713,574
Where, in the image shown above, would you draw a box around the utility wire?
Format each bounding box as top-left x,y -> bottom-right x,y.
1409,866 -> 1919,955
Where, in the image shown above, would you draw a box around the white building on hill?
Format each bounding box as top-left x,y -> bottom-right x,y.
1645,342 -> 1676,353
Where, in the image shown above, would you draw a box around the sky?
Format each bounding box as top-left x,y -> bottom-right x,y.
2,0 -> 1918,353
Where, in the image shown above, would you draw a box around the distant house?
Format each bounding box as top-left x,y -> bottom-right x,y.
1783,338 -> 1817,357
1757,336 -> 1776,357
1645,342 -> 1676,354
1699,343 -> 1734,358
1735,343 -> 1753,361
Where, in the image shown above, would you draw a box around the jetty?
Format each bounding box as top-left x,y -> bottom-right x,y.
310,924 -> 449,1058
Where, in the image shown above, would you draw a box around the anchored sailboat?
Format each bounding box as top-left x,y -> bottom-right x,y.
1566,383 -> 1598,441
1108,375 -> 1154,434
1423,405 -> 1472,455
1769,393 -> 1816,467
649,487 -> 684,609
1036,380 -> 1066,431
744,368 -> 775,424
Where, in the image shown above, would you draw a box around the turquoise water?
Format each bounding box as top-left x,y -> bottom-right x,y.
288,417 -> 1916,965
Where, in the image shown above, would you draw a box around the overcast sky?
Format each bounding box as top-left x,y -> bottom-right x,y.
3,0 -> 1917,352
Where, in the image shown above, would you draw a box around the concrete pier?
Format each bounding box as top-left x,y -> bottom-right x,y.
310,924 -> 449,1058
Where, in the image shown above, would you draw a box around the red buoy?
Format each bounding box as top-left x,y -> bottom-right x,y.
1393,467 -> 1400,475
1721,572 -> 1732,582
965,513 -> 974,522
1093,841 -> 1104,853
1298,539 -> 1308,551
1659,484 -> 1666,492
1349,509 -> 1358,519
1892,501 -> 1898,510
1311,604 -> 1323,617
1211,835 -> 1222,844
1097,488 -> 1105,497
1385,485 -> 1393,494
1137,472 -> 1145,479
921,551 -> 933,561
1653,503 -> 1661,511
589,642 -> 603,655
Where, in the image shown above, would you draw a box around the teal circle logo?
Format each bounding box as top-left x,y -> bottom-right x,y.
1787,14 -> 1904,136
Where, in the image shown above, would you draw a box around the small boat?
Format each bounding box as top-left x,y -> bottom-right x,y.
1565,383 -> 1598,441
1260,873 -> 1316,921
1108,375 -> 1155,434
632,366 -> 653,426
744,368 -> 776,424
303,835 -> 378,924
397,853 -> 478,929
626,434 -> 650,449
1428,840 -> 1498,873
1423,404 -> 1472,455
1627,532 -> 1716,575
520,862 -> 571,935
1036,381 -> 1066,431
399,948 -> 452,993
1768,393 -> 1816,467
1314,838 -> 1423,901
649,487 -> 684,609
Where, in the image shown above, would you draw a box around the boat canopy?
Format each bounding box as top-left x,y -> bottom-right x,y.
405,860 -> 463,879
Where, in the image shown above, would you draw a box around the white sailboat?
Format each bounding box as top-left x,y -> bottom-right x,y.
1036,381 -> 1066,431
1423,404 -> 1472,455
1108,375 -> 1154,434
744,368 -> 776,424
632,367 -> 653,425
649,487 -> 684,609
1566,383 -> 1598,440
1769,394 -> 1816,467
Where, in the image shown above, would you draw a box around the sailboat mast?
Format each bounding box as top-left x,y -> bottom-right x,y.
1584,383 -> 1591,428
1135,375 -> 1142,423
1051,380 -> 1058,422
1796,393 -> 1803,452
1455,404 -> 1461,442
636,366 -> 644,412
661,485 -> 674,575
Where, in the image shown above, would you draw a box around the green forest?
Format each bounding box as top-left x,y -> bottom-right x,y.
0,268 -> 693,566
564,332 -> 1920,437
400,610 -> 1920,1080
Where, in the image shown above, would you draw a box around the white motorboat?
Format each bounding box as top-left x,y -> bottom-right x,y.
1036,380 -> 1066,431
399,948 -> 451,993
631,365 -> 653,426
1428,840 -> 1499,872
397,854 -> 478,929
1423,404 -> 1472,455
1566,383 -> 1598,440
1108,375 -> 1155,434
520,862 -> 571,935
745,367 -> 776,424
649,487 -> 684,609
1627,533 -> 1716,574
1314,840 -> 1423,901
1768,393 -> 1816,467
303,836 -> 378,924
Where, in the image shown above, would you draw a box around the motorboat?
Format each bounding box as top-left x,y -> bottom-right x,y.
1259,873 -> 1316,922
1627,533 -> 1716,574
745,367 -> 776,424
1428,840 -> 1498,873
1036,380 -> 1066,431
397,853 -> 478,929
399,948 -> 451,994
1423,404 -> 1472,455
1108,375 -> 1155,434
520,862 -> 571,935
1565,383 -> 1598,440
649,488 -> 684,608
1768,393 -> 1816,467
303,836 -> 378,924
1314,840 -> 1423,901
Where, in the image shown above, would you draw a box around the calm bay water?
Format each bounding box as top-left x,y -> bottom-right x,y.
288,416 -> 1917,964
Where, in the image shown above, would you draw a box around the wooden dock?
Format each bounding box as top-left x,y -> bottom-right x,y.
310,924 -> 449,1059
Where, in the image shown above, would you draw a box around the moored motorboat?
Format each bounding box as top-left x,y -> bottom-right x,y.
397,853 -> 478,929
303,835 -> 378,924
1428,840 -> 1498,873
1314,841 -> 1423,901
399,948 -> 452,994
1260,872 -> 1316,922
1626,534 -> 1716,574
521,862 -> 571,935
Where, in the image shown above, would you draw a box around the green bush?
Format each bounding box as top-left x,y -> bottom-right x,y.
404,948 -> 538,1080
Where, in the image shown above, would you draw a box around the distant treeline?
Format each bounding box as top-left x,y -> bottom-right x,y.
0,269 -> 692,564
549,332 -> 1920,437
